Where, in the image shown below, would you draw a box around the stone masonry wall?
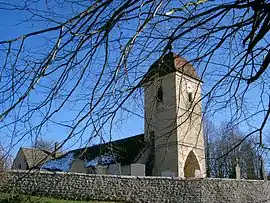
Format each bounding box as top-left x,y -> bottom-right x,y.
0,170 -> 270,202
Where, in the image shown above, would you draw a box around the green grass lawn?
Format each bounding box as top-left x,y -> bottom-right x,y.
0,193 -> 116,203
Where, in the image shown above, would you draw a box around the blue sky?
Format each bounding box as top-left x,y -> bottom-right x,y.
0,1 -> 146,155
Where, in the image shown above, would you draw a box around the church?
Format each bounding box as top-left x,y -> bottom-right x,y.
12,51 -> 206,178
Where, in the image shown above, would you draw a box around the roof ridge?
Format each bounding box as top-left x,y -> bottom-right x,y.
73,133 -> 144,152
21,147 -> 52,154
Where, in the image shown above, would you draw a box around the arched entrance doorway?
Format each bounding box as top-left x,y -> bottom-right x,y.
184,150 -> 200,177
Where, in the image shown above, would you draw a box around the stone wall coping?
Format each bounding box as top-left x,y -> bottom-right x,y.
8,169 -> 268,183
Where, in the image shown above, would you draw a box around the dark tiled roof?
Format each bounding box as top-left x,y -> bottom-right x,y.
72,134 -> 146,166
141,52 -> 201,84
21,148 -> 52,168
41,134 -> 146,172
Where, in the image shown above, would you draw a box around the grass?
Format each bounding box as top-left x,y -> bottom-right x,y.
0,193 -> 116,203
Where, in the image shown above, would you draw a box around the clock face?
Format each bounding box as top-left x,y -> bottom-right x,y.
186,82 -> 193,93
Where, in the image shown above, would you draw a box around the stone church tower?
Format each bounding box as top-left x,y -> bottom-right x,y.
143,51 -> 206,178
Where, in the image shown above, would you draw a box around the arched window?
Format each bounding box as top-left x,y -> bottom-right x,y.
157,86 -> 163,102
184,150 -> 200,177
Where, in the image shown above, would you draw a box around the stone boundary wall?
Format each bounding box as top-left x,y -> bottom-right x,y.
0,170 -> 270,202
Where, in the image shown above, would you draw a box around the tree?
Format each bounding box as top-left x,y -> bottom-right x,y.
206,122 -> 260,179
0,0 -> 269,167
33,139 -> 55,152
0,143 -> 12,171
0,147 -> 4,172
203,117 -> 216,177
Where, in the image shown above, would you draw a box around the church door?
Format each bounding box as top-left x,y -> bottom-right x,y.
184,150 -> 200,177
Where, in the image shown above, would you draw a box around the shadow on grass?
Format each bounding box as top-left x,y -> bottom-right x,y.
0,195 -> 119,203
0,195 -> 33,203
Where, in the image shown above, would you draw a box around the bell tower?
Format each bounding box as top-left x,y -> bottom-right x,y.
143,51 -> 206,178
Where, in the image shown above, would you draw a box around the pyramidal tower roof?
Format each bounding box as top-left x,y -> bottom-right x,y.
142,51 -> 201,84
